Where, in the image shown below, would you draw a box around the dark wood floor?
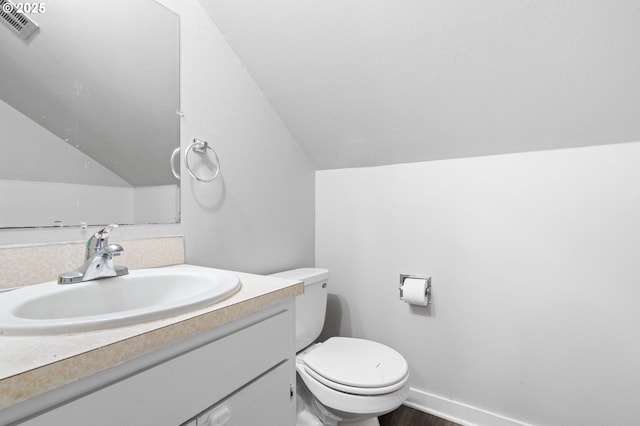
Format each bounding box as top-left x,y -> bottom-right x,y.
379,405 -> 461,426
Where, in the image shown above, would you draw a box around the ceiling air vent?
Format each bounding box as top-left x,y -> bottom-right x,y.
0,0 -> 38,39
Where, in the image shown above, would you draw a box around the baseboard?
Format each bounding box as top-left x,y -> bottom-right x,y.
405,387 -> 535,426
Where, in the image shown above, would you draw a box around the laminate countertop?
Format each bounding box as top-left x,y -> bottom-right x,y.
0,264 -> 303,410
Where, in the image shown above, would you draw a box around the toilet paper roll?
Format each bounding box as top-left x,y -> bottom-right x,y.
402,277 -> 430,306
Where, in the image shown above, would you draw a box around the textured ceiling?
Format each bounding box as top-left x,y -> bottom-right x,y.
199,0 -> 640,169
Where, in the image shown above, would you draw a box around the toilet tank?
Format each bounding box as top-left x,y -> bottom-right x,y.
269,268 -> 329,352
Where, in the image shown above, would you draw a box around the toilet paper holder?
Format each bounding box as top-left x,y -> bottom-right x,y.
399,274 -> 431,305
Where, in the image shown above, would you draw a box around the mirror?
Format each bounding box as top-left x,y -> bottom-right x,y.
0,0 -> 180,228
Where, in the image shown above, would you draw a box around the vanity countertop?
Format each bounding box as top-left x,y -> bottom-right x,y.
0,264 -> 303,410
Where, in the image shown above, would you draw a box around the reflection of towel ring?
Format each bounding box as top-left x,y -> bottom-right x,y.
170,147 -> 181,180
185,138 -> 221,182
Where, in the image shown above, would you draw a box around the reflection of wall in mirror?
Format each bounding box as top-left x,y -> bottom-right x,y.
0,179 -> 179,228
0,100 -> 129,186
0,100 -> 178,227
0,0 -> 180,227
0,0 -> 180,186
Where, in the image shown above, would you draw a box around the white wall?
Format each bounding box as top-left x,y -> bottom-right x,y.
316,141 -> 640,426
156,0 -> 315,273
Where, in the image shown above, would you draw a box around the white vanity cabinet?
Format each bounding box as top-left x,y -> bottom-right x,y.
17,301 -> 296,426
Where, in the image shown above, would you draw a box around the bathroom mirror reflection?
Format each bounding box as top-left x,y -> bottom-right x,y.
0,0 -> 180,228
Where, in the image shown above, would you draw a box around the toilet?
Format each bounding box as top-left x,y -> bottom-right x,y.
270,268 -> 410,426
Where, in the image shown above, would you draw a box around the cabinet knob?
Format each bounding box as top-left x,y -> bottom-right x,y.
206,406 -> 231,426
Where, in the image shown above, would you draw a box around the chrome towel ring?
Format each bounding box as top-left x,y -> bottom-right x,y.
184,138 -> 221,182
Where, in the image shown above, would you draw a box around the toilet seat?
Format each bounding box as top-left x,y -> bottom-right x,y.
302,337 -> 409,396
304,365 -> 409,395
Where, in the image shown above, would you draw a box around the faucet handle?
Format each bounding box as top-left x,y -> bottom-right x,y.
86,224 -> 120,259
96,223 -> 119,238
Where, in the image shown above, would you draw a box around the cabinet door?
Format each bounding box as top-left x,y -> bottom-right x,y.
197,361 -> 293,426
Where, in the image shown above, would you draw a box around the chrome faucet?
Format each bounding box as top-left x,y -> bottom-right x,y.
58,224 -> 129,284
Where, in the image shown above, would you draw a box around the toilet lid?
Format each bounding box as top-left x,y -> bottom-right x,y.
303,364 -> 409,395
304,337 -> 409,389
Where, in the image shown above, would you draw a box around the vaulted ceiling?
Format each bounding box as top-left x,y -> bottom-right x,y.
200,0 -> 640,169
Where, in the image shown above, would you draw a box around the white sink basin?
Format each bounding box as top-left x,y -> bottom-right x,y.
0,267 -> 241,335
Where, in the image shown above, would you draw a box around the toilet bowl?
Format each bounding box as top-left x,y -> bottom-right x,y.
297,337 -> 409,425
269,268 -> 410,426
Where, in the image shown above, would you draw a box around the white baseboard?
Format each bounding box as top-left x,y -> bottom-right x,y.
405,387 -> 535,426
